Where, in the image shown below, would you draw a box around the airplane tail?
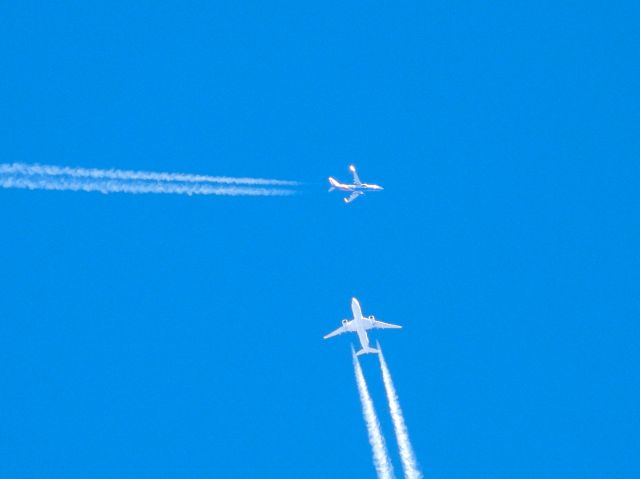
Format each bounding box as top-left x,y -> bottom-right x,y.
356,346 -> 380,357
328,177 -> 339,192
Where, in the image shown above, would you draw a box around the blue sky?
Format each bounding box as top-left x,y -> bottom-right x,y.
1,1 -> 639,477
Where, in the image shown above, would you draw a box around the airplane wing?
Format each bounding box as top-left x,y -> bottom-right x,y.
372,320 -> 402,330
349,165 -> 362,185
344,191 -> 363,203
323,325 -> 349,339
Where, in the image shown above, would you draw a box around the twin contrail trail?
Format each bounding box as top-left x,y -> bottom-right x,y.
0,163 -> 299,186
352,347 -> 396,479
0,163 -> 297,196
377,344 -> 422,479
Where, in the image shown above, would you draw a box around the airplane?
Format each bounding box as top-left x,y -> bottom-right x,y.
328,165 -> 384,203
323,297 -> 401,356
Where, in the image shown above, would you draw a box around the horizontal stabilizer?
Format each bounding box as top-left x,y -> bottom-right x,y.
356,347 -> 379,357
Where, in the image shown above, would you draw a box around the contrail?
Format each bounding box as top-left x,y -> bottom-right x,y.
0,162 -> 299,186
377,343 -> 422,479
0,176 -> 294,196
352,347 -> 396,479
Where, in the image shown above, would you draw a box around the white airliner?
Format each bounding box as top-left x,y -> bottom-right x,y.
328,165 -> 384,203
323,297 -> 401,356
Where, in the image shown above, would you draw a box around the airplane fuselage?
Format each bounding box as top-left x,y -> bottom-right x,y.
329,181 -> 384,193
346,298 -> 378,354
355,324 -> 372,352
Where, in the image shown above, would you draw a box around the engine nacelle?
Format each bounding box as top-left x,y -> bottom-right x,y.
342,319 -> 349,326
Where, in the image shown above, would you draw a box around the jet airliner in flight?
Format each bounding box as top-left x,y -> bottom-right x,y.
323,297 -> 401,356
328,165 -> 383,203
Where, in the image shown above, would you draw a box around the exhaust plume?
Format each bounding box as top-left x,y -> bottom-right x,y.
0,163 -> 298,196
0,163 -> 299,186
0,176 -> 293,196
377,343 -> 422,479
352,347 -> 396,479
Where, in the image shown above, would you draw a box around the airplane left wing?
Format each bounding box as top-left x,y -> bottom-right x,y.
323,325 -> 348,339
349,165 -> 362,185
344,191 -> 363,203
372,320 -> 402,330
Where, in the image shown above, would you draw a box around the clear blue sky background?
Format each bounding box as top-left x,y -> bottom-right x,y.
1,2 -> 639,478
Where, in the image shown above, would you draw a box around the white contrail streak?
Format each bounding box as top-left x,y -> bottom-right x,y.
0,176 -> 294,196
377,343 -> 422,479
352,347 -> 396,479
0,163 -> 299,186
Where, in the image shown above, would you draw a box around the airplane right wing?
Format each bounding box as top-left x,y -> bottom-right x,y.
323,325 -> 348,339
344,191 -> 363,203
372,320 -> 402,330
